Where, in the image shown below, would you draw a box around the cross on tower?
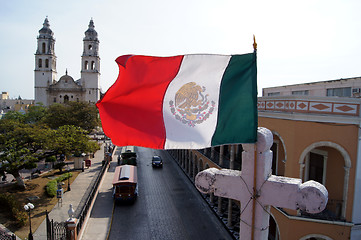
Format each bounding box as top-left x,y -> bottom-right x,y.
195,127 -> 328,240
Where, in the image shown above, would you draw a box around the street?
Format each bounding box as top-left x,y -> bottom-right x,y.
108,147 -> 233,240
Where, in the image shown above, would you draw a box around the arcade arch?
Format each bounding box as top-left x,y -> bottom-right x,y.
299,141 -> 351,219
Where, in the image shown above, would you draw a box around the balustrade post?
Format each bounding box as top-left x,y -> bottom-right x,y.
67,204 -> 77,240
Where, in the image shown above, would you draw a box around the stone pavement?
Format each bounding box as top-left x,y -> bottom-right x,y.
33,143 -> 107,240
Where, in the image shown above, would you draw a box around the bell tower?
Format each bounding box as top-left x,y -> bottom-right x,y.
34,17 -> 57,106
81,19 -> 100,103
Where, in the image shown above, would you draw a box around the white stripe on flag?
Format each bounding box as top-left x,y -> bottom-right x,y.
163,54 -> 231,149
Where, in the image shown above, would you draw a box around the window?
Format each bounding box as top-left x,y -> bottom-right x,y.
38,59 -> 42,68
91,61 -> 95,70
292,90 -> 309,95
305,150 -> 327,185
64,95 -> 69,103
268,92 -> 280,96
42,42 -> 46,53
326,87 -> 351,97
84,61 -> 88,70
271,142 -> 278,175
53,98 -> 56,103
88,45 -> 92,50
45,59 -> 49,68
308,152 -> 324,183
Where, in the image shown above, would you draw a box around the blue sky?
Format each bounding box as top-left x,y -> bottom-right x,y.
1,0 -> 361,99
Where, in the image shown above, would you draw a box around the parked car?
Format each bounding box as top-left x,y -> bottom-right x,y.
152,156 -> 163,168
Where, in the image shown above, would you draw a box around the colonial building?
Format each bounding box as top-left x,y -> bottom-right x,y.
169,77 -> 361,239
34,18 -> 100,106
258,95 -> 360,240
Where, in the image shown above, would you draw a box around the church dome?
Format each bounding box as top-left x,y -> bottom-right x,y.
84,19 -> 98,41
59,71 -> 75,83
39,17 -> 54,38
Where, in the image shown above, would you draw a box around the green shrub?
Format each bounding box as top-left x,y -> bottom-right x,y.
0,193 -> 28,227
56,172 -> 72,183
45,180 -> 57,197
45,172 -> 73,197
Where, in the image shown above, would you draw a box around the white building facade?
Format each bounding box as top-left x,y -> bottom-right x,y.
34,18 -> 100,106
262,77 -> 361,98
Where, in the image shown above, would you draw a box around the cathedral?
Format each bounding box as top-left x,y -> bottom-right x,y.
34,18 -> 100,106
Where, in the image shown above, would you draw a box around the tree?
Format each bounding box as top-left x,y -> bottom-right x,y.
0,119 -> 99,189
0,102 -> 100,189
47,125 -> 100,157
0,120 -> 50,188
24,104 -> 47,124
44,101 -> 100,132
2,111 -> 26,123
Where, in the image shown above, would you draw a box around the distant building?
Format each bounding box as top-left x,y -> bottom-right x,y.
1,92 -> 9,100
0,92 -> 34,114
34,18 -> 100,106
262,77 -> 361,98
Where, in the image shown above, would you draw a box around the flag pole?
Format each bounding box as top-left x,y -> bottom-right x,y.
253,35 -> 257,52
251,145 -> 257,240
251,35 -> 257,240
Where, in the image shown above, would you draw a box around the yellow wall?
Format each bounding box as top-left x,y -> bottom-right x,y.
260,117 -> 357,239
272,207 -> 351,240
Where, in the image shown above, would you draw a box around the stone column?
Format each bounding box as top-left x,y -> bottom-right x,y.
67,218 -> 77,240
228,145 -> 235,227
218,145 -> 224,214
211,147 -> 215,159
67,204 -> 77,240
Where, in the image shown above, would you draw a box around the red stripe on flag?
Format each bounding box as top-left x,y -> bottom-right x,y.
96,55 -> 184,149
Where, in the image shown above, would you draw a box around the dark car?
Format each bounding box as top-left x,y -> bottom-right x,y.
152,156 -> 163,168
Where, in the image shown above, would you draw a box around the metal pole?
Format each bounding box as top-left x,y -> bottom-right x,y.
28,209 -> 33,240
67,163 -> 71,191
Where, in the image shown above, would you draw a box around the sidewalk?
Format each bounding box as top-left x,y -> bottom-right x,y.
80,158 -> 118,240
33,143 -> 107,240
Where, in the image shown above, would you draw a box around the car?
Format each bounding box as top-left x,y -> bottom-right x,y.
152,156 -> 163,168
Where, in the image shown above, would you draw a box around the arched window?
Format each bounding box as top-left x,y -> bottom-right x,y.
271,132 -> 286,176
64,95 -> 69,103
91,61 -> 95,70
42,42 -> 46,53
88,45 -> 92,50
45,59 -> 49,68
38,59 -> 42,68
300,142 -> 351,220
84,61 -> 88,70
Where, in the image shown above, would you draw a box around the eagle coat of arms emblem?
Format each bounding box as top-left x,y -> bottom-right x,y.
169,82 -> 215,127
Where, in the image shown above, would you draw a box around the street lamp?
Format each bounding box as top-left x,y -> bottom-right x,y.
24,202 -> 34,240
67,163 -> 71,191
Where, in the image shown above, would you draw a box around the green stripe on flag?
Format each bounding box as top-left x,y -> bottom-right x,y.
211,53 -> 258,146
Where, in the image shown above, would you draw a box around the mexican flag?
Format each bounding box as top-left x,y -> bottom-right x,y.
96,53 -> 257,149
